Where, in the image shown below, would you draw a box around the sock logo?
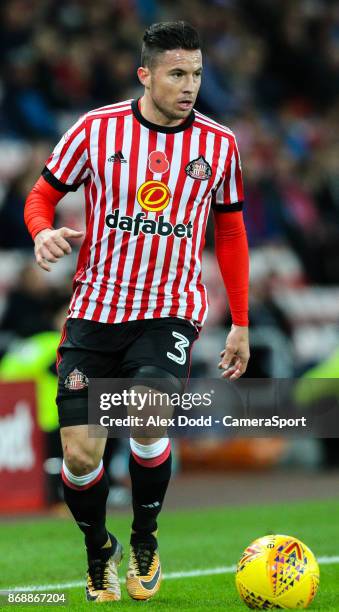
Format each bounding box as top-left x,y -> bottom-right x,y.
140,501 -> 160,509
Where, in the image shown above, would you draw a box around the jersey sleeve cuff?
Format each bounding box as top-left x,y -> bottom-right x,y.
211,201 -> 244,212
42,166 -> 81,193
232,318 -> 249,327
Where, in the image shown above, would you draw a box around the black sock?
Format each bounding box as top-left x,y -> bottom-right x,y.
129,451 -> 172,542
63,471 -> 116,555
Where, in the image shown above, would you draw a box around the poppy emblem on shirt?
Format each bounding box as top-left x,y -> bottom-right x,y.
185,155 -> 212,180
148,150 -> 170,174
137,180 -> 171,212
64,368 -> 89,391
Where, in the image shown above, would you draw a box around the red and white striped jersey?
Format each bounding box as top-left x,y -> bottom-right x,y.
43,99 -> 244,326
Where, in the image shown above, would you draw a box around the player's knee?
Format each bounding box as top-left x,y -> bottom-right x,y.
60,425 -> 104,475
63,445 -> 99,476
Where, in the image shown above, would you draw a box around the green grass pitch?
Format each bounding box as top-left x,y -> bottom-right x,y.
1,499 -> 339,611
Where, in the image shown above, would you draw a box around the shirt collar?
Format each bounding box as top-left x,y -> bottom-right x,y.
131,98 -> 195,134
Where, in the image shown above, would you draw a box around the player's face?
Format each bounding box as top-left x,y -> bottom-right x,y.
143,49 -> 202,123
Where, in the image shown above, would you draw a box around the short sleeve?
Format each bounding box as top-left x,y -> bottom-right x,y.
211,136 -> 244,212
42,115 -> 90,192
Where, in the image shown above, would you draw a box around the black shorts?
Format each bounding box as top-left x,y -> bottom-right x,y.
56,317 -> 199,428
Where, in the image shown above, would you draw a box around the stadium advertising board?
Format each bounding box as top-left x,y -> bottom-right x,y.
0,382 -> 45,512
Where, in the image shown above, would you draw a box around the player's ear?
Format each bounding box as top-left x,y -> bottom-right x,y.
137,66 -> 151,89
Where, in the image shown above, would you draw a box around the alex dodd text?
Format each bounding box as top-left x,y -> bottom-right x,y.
99,414 -> 307,429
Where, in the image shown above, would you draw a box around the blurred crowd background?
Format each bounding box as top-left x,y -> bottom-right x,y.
0,0 -> 339,506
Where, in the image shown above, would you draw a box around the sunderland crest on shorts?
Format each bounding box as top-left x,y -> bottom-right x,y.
185,155 -> 212,180
64,368 -> 89,391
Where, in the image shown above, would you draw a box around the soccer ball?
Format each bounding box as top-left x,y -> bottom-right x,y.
235,534 -> 319,609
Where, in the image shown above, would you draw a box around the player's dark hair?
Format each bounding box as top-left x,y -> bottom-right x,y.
141,21 -> 200,67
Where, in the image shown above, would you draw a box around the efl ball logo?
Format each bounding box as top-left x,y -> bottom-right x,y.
137,180 -> 171,212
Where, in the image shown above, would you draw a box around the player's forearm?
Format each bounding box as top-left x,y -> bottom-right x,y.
214,211 -> 249,327
24,176 -> 64,239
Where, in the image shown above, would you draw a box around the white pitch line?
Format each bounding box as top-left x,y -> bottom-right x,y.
2,555 -> 337,593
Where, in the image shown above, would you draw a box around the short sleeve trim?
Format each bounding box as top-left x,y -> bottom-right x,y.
211,201 -> 244,213
42,166 -> 81,193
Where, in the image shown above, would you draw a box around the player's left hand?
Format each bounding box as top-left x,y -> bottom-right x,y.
218,324 -> 250,380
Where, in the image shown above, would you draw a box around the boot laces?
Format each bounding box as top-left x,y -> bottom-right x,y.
133,544 -> 155,576
88,558 -> 109,590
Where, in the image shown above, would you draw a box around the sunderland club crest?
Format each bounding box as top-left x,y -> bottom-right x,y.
185,155 -> 212,180
64,368 -> 89,391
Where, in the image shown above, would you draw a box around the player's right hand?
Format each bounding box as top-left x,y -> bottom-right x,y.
34,227 -> 84,271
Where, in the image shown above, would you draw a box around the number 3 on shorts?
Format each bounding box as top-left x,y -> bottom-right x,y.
167,331 -> 189,365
